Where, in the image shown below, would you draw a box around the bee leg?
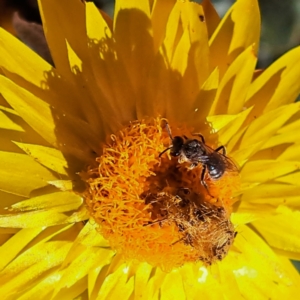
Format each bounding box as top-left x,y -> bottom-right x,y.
171,236 -> 186,246
189,163 -> 198,170
200,165 -> 214,197
200,165 -> 207,188
215,145 -> 226,155
183,135 -> 188,140
144,218 -> 168,227
192,133 -> 205,144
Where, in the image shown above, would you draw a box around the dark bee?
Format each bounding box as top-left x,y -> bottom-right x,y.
159,123 -> 238,195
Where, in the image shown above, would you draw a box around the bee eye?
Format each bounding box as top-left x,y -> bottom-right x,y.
173,136 -> 184,146
171,150 -> 180,157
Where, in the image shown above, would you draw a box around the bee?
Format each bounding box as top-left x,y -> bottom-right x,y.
159,123 -> 238,195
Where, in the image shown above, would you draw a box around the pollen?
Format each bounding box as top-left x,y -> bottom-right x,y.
83,117 -> 240,270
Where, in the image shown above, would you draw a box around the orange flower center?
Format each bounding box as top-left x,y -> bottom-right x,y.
83,117 -> 240,270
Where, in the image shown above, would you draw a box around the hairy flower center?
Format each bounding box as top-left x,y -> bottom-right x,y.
83,117 -> 239,270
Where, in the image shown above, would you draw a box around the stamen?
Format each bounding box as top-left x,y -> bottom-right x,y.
83,117 -> 240,270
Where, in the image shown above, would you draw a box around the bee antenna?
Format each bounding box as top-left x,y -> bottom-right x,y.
165,122 -> 173,140
159,146 -> 173,158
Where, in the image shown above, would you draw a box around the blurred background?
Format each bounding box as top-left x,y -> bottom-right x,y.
0,0 -> 299,270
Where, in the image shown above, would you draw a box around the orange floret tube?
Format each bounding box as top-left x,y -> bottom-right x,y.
84,117 -> 240,270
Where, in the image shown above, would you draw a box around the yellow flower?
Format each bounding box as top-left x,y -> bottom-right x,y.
0,0 -> 300,299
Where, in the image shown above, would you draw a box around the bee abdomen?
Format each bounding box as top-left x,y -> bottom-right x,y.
207,164 -> 224,180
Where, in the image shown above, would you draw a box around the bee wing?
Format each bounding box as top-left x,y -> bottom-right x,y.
222,155 -> 239,173
203,144 -> 239,173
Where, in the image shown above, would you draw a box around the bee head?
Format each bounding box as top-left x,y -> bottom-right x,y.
170,136 -> 184,156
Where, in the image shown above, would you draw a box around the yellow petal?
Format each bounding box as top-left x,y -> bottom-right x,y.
0,151 -> 57,197
180,264 -> 229,299
241,183 -> 300,208
178,2 -> 209,88
209,0 -> 260,77
0,76 -> 57,146
219,106 -> 253,148
179,265 -> 204,299
246,46 -> 300,116
277,256 -> 300,284
0,190 -> 25,214
0,27 -> 52,87
0,104 -> 19,116
114,0 -> 154,96
38,0 -> 86,79
161,2 -> 183,66
49,180 -> 73,191
0,29 -> 82,119
86,2 -> 112,43
66,206 -> 90,223
229,225 -> 300,299
14,142 -> 68,176
151,0 -> 176,52
86,3 -> 136,128
11,191 -> 82,213
53,277 -> 87,300
277,144 -> 300,161
88,252 -> 121,298
114,0 -> 150,24
216,263 -> 242,299
240,103 -> 300,149
69,222 -> 109,250
96,263 -> 134,299
144,267 -> 166,299
253,206 -> 300,255
190,67 -> 219,132
0,105 -> 61,156
275,249 -> 300,261
262,116 -> 300,149
278,114 -> 300,134
207,114 -> 238,132
276,172 -> 300,186
202,0 -> 220,38
139,52 -> 169,118
143,1 -> 208,120
0,210 -> 72,228
166,1 -> 209,89
231,140 -> 263,166
0,227 -> 43,270
227,123 -> 248,153
63,42 -> 104,132
0,110 -> 24,132
262,132 -> 298,150
131,263 -> 153,299
0,241 -> 71,298
231,212 -> 259,225
161,270 -> 185,300
53,248 -> 113,296
166,2 -> 210,122
241,160 -> 299,184
17,271 -> 62,299
0,76 -> 101,162
210,45 -> 257,115
172,28 -> 190,76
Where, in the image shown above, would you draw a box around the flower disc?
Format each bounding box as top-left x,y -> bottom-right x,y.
84,117 -> 239,270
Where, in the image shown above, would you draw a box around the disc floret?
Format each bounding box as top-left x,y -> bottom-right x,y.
84,117 -> 240,270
